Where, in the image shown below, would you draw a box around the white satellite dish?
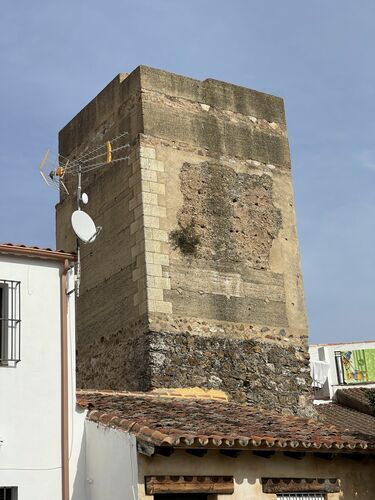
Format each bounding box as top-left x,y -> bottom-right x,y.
71,210 -> 100,243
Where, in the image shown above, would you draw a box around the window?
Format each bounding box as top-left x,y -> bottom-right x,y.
0,487 -> 17,500
277,495 -> 325,499
0,280 -> 21,365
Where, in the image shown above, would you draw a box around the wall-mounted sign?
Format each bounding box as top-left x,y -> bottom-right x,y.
340,348 -> 375,384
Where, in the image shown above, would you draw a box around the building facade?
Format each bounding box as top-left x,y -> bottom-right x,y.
0,244 -> 86,500
78,388 -> 375,500
309,341 -> 375,401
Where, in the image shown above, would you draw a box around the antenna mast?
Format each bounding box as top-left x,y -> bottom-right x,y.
39,131 -> 130,297
75,164 -> 82,297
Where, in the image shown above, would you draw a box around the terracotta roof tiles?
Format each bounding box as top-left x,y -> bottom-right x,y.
335,387 -> 375,416
77,390 -> 375,453
317,401 -> 375,439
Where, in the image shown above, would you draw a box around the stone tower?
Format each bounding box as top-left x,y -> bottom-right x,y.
56,66 -> 313,416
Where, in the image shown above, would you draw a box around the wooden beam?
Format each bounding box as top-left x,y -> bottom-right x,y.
145,475 -> 234,495
262,478 -> 340,494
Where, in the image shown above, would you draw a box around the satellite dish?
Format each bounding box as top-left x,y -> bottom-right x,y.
71,210 -> 100,243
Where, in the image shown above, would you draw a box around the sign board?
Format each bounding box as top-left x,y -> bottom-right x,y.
340,348 -> 375,384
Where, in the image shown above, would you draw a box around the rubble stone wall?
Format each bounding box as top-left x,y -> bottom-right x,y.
148,331 -> 312,415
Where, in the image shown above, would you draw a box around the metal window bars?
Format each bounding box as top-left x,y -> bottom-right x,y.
0,487 -> 17,500
277,494 -> 325,500
0,280 -> 21,365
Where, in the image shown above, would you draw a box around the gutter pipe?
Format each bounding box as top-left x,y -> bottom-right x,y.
60,259 -> 70,500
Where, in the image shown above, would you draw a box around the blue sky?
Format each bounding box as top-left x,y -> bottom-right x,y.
1,0 -> 374,344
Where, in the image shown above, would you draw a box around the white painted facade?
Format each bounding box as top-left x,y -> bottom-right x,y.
309,340 -> 375,401
85,421 -> 138,500
0,252 -> 139,500
0,254 -> 86,500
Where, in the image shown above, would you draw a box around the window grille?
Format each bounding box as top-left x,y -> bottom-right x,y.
0,487 -> 17,500
277,494 -> 325,500
0,280 -> 21,365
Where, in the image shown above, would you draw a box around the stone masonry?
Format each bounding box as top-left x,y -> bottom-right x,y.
56,66 -> 314,416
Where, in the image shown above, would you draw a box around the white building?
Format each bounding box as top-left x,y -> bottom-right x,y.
309,340 -> 375,401
0,243 -> 138,500
0,243 -> 86,500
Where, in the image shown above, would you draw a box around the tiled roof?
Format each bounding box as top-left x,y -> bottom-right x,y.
77,390 -> 374,452
335,387 -> 375,416
318,403 -> 375,438
0,243 -> 75,261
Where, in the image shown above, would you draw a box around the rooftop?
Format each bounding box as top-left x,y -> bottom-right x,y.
77,390 -> 375,453
310,340 -> 375,347
335,387 -> 375,415
318,388 -> 375,439
0,243 -> 75,262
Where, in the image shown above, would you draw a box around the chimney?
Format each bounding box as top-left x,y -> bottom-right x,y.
56,66 -> 313,416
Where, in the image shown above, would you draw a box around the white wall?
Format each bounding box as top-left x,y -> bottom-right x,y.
0,255 -> 85,499
85,421 -> 138,500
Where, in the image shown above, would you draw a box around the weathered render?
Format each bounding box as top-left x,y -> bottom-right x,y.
56,66 -> 311,415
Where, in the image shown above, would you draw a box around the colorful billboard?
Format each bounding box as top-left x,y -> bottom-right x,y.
340,348 -> 375,384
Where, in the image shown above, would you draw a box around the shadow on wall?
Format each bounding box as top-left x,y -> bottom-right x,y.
71,410 -> 87,500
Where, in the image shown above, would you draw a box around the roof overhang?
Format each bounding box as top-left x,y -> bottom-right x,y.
0,243 -> 76,262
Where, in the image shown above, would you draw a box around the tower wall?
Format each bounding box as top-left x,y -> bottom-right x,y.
56,66 -> 313,416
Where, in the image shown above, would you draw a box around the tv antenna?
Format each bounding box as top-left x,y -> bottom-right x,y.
39,149 -> 70,194
39,131 -> 130,195
39,131 -> 130,296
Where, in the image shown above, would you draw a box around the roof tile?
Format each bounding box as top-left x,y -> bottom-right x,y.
77,390 -> 375,452
335,387 -> 375,416
317,401 -> 375,438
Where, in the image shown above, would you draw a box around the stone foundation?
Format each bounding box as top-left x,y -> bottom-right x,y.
76,318 -> 151,392
76,323 -> 314,417
148,330 -> 314,417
